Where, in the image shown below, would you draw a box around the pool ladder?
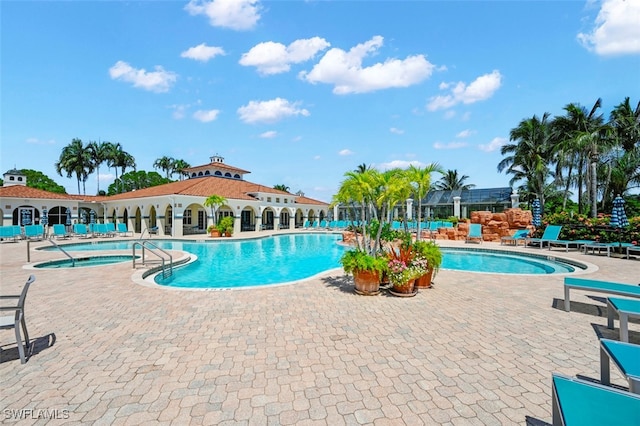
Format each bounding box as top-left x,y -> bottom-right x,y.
46,238 -> 77,266
133,241 -> 173,279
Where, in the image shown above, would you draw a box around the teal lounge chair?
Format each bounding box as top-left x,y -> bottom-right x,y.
24,225 -> 44,241
551,373 -> 640,426
73,223 -> 91,238
116,223 -> 133,237
563,277 -> 640,312
51,224 -> 70,240
607,297 -> 640,342
549,238 -> 595,252
525,224 -> 562,248
0,226 -> 19,242
465,223 -> 483,244
500,229 -> 530,246
600,339 -> 640,394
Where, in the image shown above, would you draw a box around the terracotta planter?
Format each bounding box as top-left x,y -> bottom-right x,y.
415,268 -> 434,289
392,278 -> 416,294
353,269 -> 381,295
209,229 -> 221,238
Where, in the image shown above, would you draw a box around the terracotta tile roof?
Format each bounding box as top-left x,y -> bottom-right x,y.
1,177 -> 328,206
184,162 -> 250,175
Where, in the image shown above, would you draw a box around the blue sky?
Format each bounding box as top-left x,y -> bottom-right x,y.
2,0 -> 639,202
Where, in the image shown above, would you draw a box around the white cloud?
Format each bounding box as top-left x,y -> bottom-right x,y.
259,130 -> 277,138
193,109 -> 220,122
240,37 -> 330,75
184,0 -> 261,31
237,98 -> 310,124
390,127 -> 404,135
338,149 -> 353,156
577,0 -> 640,55
427,70 -> 502,111
181,43 -> 226,62
26,137 -> 56,145
377,160 -> 422,170
313,155 -> 321,160
456,129 -> 474,138
299,35 -> 435,94
170,104 -> 188,119
109,61 -> 177,93
443,110 -> 456,120
433,141 -> 468,149
478,137 -> 507,152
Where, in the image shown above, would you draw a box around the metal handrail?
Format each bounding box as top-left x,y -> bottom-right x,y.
46,238 -> 76,266
132,240 -> 173,278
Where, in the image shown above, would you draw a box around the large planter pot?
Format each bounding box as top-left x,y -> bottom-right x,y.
209,229 -> 221,238
353,269 -> 381,296
415,268 -> 434,289
391,278 -> 416,295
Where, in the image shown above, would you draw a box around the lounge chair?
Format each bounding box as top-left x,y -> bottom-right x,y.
524,225 -> 562,248
0,226 -> 20,242
105,223 -> 117,236
599,339 -> 640,394
551,373 -> 640,426
563,277 -> 640,312
24,225 -> 44,241
0,275 -> 36,364
548,238 -> 595,252
73,223 -> 91,238
500,229 -> 530,246
116,223 -> 133,237
465,223 -> 483,244
606,297 -> 640,342
51,224 -> 70,239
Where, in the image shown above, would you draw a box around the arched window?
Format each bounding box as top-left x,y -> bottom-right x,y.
225,172 -> 231,177
205,171 -> 210,175
198,171 -> 203,176
234,174 -> 240,179
215,171 -> 222,176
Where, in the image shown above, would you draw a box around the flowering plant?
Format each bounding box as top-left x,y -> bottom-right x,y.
387,259 -> 424,286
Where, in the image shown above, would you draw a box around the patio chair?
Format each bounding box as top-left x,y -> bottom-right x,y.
606,297 -> 640,342
524,224 -> 562,248
599,339 -> 640,393
24,225 -> 44,241
0,275 -> 36,364
465,223 -> 483,244
73,223 -> 91,238
500,229 -> 530,246
563,277 -> 640,312
551,373 -> 640,426
105,223 -> 117,237
116,223 -> 133,237
548,238 -> 595,252
0,226 -> 19,242
51,224 -> 71,239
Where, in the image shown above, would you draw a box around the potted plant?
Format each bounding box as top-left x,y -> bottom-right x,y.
412,240 -> 442,288
217,216 -> 234,237
340,249 -> 388,295
386,238 -> 423,295
204,194 -> 227,236
207,224 -> 221,238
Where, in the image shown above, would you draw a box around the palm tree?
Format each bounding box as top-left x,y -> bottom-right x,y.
498,113 -> 554,213
204,194 -> 227,226
354,163 -> 372,174
333,169 -> 377,253
610,97 -> 640,153
434,170 -> 475,190
273,184 -> 290,192
153,156 -> 175,180
172,159 -> 191,181
107,143 -> 136,193
55,138 -> 93,194
406,163 -> 443,240
87,140 -> 110,195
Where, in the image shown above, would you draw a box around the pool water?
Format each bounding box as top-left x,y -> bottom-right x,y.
40,235 -> 582,288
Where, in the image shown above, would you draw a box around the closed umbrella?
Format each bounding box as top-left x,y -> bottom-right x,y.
41,208 -> 48,226
90,210 -> 96,224
611,195 -> 629,251
532,199 -> 542,228
66,209 -> 72,226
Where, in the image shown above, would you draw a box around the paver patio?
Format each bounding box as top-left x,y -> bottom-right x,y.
1,233 -> 638,425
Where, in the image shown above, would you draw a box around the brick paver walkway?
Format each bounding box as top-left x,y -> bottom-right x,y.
1,234 -> 638,425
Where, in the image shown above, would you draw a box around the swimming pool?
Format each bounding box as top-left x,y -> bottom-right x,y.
41,235 -> 584,288
33,255 -> 138,269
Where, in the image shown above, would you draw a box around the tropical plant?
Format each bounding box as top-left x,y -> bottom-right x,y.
106,142 -> 136,193
434,169 -> 475,190
86,140 -> 111,194
340,249 -> 387,275
217,215 -> 234,235
172,159 -> 191,180
407,163 -> 443,240
106,171 -> 168,195
412,239 -> 443,276
55,138 -> 93,194
153,156 -> 175,180
204,194 -> 227,226
19,169 -> 67,194
273,184 -> 290,192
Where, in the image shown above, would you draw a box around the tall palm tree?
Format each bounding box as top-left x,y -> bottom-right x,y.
172,159 -> 191,181
499,113 -> 554,213
550,100 -> 606,216
406,163 -> 443,240
55,138 -> 93,194
434,169 -> 475,190
107,143 -> 136,193
204,194 -> 227,226
87,140 -> 110,194
333,169 -> 377,253
153,156 -> 175,180
610,97 -> 640,153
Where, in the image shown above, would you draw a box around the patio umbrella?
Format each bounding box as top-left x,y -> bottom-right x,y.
90,210 -> 96,224
532,199 -> 542,228
610,195 -> 629,250
81,210 -> 88,224
66,209 -> 72,227
41,208 -> 48,226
